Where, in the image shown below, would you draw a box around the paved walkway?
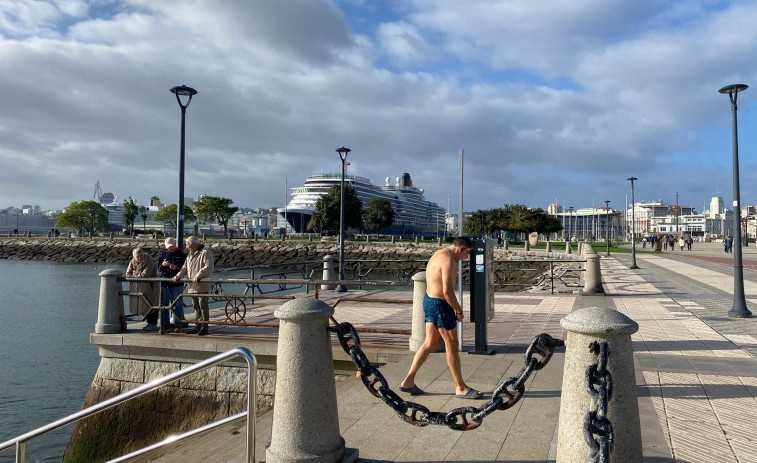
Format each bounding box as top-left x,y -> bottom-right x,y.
143,242 -> 757,462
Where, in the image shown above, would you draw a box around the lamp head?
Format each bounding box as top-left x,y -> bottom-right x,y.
627,176 -> 638,182
170,85 -> 198,96
336,146 -> 351,160
719,84 -> 748,94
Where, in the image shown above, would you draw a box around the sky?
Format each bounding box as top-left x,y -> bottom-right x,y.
2,0 -> 757,215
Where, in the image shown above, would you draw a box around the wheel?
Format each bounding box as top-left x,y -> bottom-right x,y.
225,299 -> 247,324
211,282 -> 223,302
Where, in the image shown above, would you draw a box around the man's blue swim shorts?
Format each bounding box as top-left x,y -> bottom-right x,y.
423,294 -> 457,330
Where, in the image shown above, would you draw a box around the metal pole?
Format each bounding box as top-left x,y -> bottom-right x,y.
719,84 -> 751,318
177,104 -> 186,248
628,177 -> 639,269
458,148 -> 464,352
336,147 -> 350,292
170,85 -> 196,250
605,200 -> 611,256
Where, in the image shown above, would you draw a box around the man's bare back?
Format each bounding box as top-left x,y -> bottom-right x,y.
425,247 -> 461,312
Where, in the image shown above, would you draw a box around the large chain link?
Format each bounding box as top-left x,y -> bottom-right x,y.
328,321 -> 564,432
583,341 -> 613,463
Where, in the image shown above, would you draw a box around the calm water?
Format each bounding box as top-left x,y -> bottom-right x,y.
0,260 -> 117,463
0,260 -> 317,462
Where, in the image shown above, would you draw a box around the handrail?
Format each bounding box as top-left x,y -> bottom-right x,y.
0,347 -> 258,463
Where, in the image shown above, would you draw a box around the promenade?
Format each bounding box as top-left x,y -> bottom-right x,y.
131,242 -> 757,462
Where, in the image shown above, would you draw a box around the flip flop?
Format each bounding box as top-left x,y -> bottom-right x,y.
455,388 -> 484,399
399,385 -> 425,396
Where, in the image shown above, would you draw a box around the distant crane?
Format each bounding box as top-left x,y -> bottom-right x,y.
93,181 -> 104,203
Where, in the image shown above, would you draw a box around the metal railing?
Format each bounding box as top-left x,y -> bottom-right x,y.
0,347 -> 258,463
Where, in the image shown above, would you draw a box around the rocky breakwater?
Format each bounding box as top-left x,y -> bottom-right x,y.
0,237 -> 438,268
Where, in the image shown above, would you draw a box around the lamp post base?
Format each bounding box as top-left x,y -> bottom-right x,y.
728,305 -> 752,318
629,264 -> 639,270
335,285 -> 348,293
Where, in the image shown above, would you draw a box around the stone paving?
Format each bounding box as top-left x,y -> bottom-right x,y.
133,242 -> 757,462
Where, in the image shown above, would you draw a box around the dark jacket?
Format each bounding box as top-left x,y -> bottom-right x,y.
157,248 -> 187,287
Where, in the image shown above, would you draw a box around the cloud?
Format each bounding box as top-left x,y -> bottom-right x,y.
1,0 -> 757,217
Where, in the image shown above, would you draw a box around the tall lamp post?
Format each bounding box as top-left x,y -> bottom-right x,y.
719,84 -> 751,318
628,177 -> 639,269
604,200 -> 611,256
170,85 -> 197,250
335,146 -> 351,292
569,207 -> 574,243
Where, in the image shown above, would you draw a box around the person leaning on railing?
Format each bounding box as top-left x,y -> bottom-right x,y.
173,236 -> 214,336
126,247 -> 161,331
158,237 -> 188,333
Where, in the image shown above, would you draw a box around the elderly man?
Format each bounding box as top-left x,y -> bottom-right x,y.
173,236 -> 214,335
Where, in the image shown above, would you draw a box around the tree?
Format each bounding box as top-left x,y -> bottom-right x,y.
194,196 -> 239,236
123,198 -> 138,234
139,206 -> 148,232
363,197 -> 394,236
154,204 -> 197,233
56,200 -> 109,234
308,184 -> 363,232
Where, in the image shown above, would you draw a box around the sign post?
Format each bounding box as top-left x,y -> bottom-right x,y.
469,237 -> 495,355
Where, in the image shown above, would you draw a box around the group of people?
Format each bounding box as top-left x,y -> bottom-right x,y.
126,236 -> 214,335
641,234 -> 693,251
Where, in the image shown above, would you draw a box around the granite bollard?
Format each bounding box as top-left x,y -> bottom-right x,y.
583,254 -> 603,294
409,272 -> 444,353
321,255 -> 335,290
565,241 -> 572,254
95,269 -> 124,334
556,307 -> 642,462
266,298 -> 349,463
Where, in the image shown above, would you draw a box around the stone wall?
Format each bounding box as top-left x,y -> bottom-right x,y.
63,356 -> 277,462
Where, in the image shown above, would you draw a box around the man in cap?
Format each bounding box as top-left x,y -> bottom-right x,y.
157,237 -> 187,333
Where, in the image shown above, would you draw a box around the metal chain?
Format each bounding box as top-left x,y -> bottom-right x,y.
583,341 -> 613,463
328,320 -> 564,432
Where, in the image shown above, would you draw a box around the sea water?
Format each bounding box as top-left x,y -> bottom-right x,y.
0,260 -> 114,462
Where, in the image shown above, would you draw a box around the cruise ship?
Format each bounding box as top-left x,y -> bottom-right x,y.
278,172 -> 446,235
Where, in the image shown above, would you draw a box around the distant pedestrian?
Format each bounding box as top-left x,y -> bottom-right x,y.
685,235 -> 692,251
173,236 -> 214,336
642,237 -> 647,249
670,236 -> 675,251
726,235 -> 734,253
126,247 -> 160,331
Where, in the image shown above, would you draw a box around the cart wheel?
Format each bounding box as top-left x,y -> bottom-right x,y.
225,299 -> 247,324
211,282 -> 223,302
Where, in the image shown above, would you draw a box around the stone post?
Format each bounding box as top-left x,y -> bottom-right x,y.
266,298 -> 349,463
308,235 -> 312,242
414,236 -> 419,245
565,241 -> 572,254
546,241 -> 552,253
438,237 -> 442,246
524,240 -> 530,251
409,272 -> 444,353
583,254 -> 603,294
557,307 -> 642,462
409,272 -> 427,352
391,235 -> 395,244
95,269 -> 124,334
321,255 -> 335,290
366,235 -> 370,243
503,240 -> 508,250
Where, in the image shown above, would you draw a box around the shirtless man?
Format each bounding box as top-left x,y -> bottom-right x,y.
399,236 -> 482,399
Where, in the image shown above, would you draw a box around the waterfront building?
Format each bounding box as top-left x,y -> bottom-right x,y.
278,172 -> 446,235
551,206 -> 621,241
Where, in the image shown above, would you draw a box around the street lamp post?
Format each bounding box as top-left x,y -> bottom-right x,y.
335,146 -> 351,292
170,85 -> 197,250
719,84 -> 751,318
604,200 -> 611,256
628,177 -> 639,269
569,207 -> 574,243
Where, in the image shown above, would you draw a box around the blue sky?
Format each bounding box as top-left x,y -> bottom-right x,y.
1,0 -> 757,215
